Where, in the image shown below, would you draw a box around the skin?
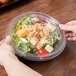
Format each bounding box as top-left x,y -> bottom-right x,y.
0,36 -> 42,76
59,20 -> 76,41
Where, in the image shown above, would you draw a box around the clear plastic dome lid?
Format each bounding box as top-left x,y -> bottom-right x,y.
6,12 -> 66,61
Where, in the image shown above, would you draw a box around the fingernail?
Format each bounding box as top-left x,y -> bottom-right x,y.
67,38 -> 70,40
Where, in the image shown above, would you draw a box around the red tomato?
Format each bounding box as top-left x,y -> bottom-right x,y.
33,32 -> 35,36
33,32 -> 40,38
38,48 -> 48,55
55,40 -> 58,44
36,33 -> 40,38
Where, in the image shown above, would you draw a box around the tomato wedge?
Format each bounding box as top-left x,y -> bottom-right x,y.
33,31 -> 40,38
55,40 -> 58,44
38,48 -> 48,55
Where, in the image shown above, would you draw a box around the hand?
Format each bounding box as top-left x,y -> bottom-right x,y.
59,20 -> 76,41
0,36 -> 42,76
0,36 -> 17,65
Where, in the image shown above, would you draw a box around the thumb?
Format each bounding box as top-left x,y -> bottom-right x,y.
4,35 -> 11,44
59,24 -> 74,31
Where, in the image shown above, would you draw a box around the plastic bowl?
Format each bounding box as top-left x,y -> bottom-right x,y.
6,12 -> 66,61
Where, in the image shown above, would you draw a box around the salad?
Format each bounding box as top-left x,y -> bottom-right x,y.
11,15 -> 61,56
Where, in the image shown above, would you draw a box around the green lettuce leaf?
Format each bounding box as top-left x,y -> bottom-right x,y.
11,33 -> 30,54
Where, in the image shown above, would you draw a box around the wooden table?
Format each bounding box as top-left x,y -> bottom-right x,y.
0,0 -> 76,76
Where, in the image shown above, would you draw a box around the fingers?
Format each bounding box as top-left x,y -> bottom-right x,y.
66,20 -> 76,25
59,20 -> 76,32
65,33 -> 76,41
67,37 -> 76,41
0,35 -> 11,46
0,39 -> 5,46
65,33 -> 76,38
59,23 -> 76,41
4,35 -> 11,44
62,30 -> 69,34
59,24 -> 74,32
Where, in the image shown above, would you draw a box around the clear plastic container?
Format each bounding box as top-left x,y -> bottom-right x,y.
6,12 -> 66,61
